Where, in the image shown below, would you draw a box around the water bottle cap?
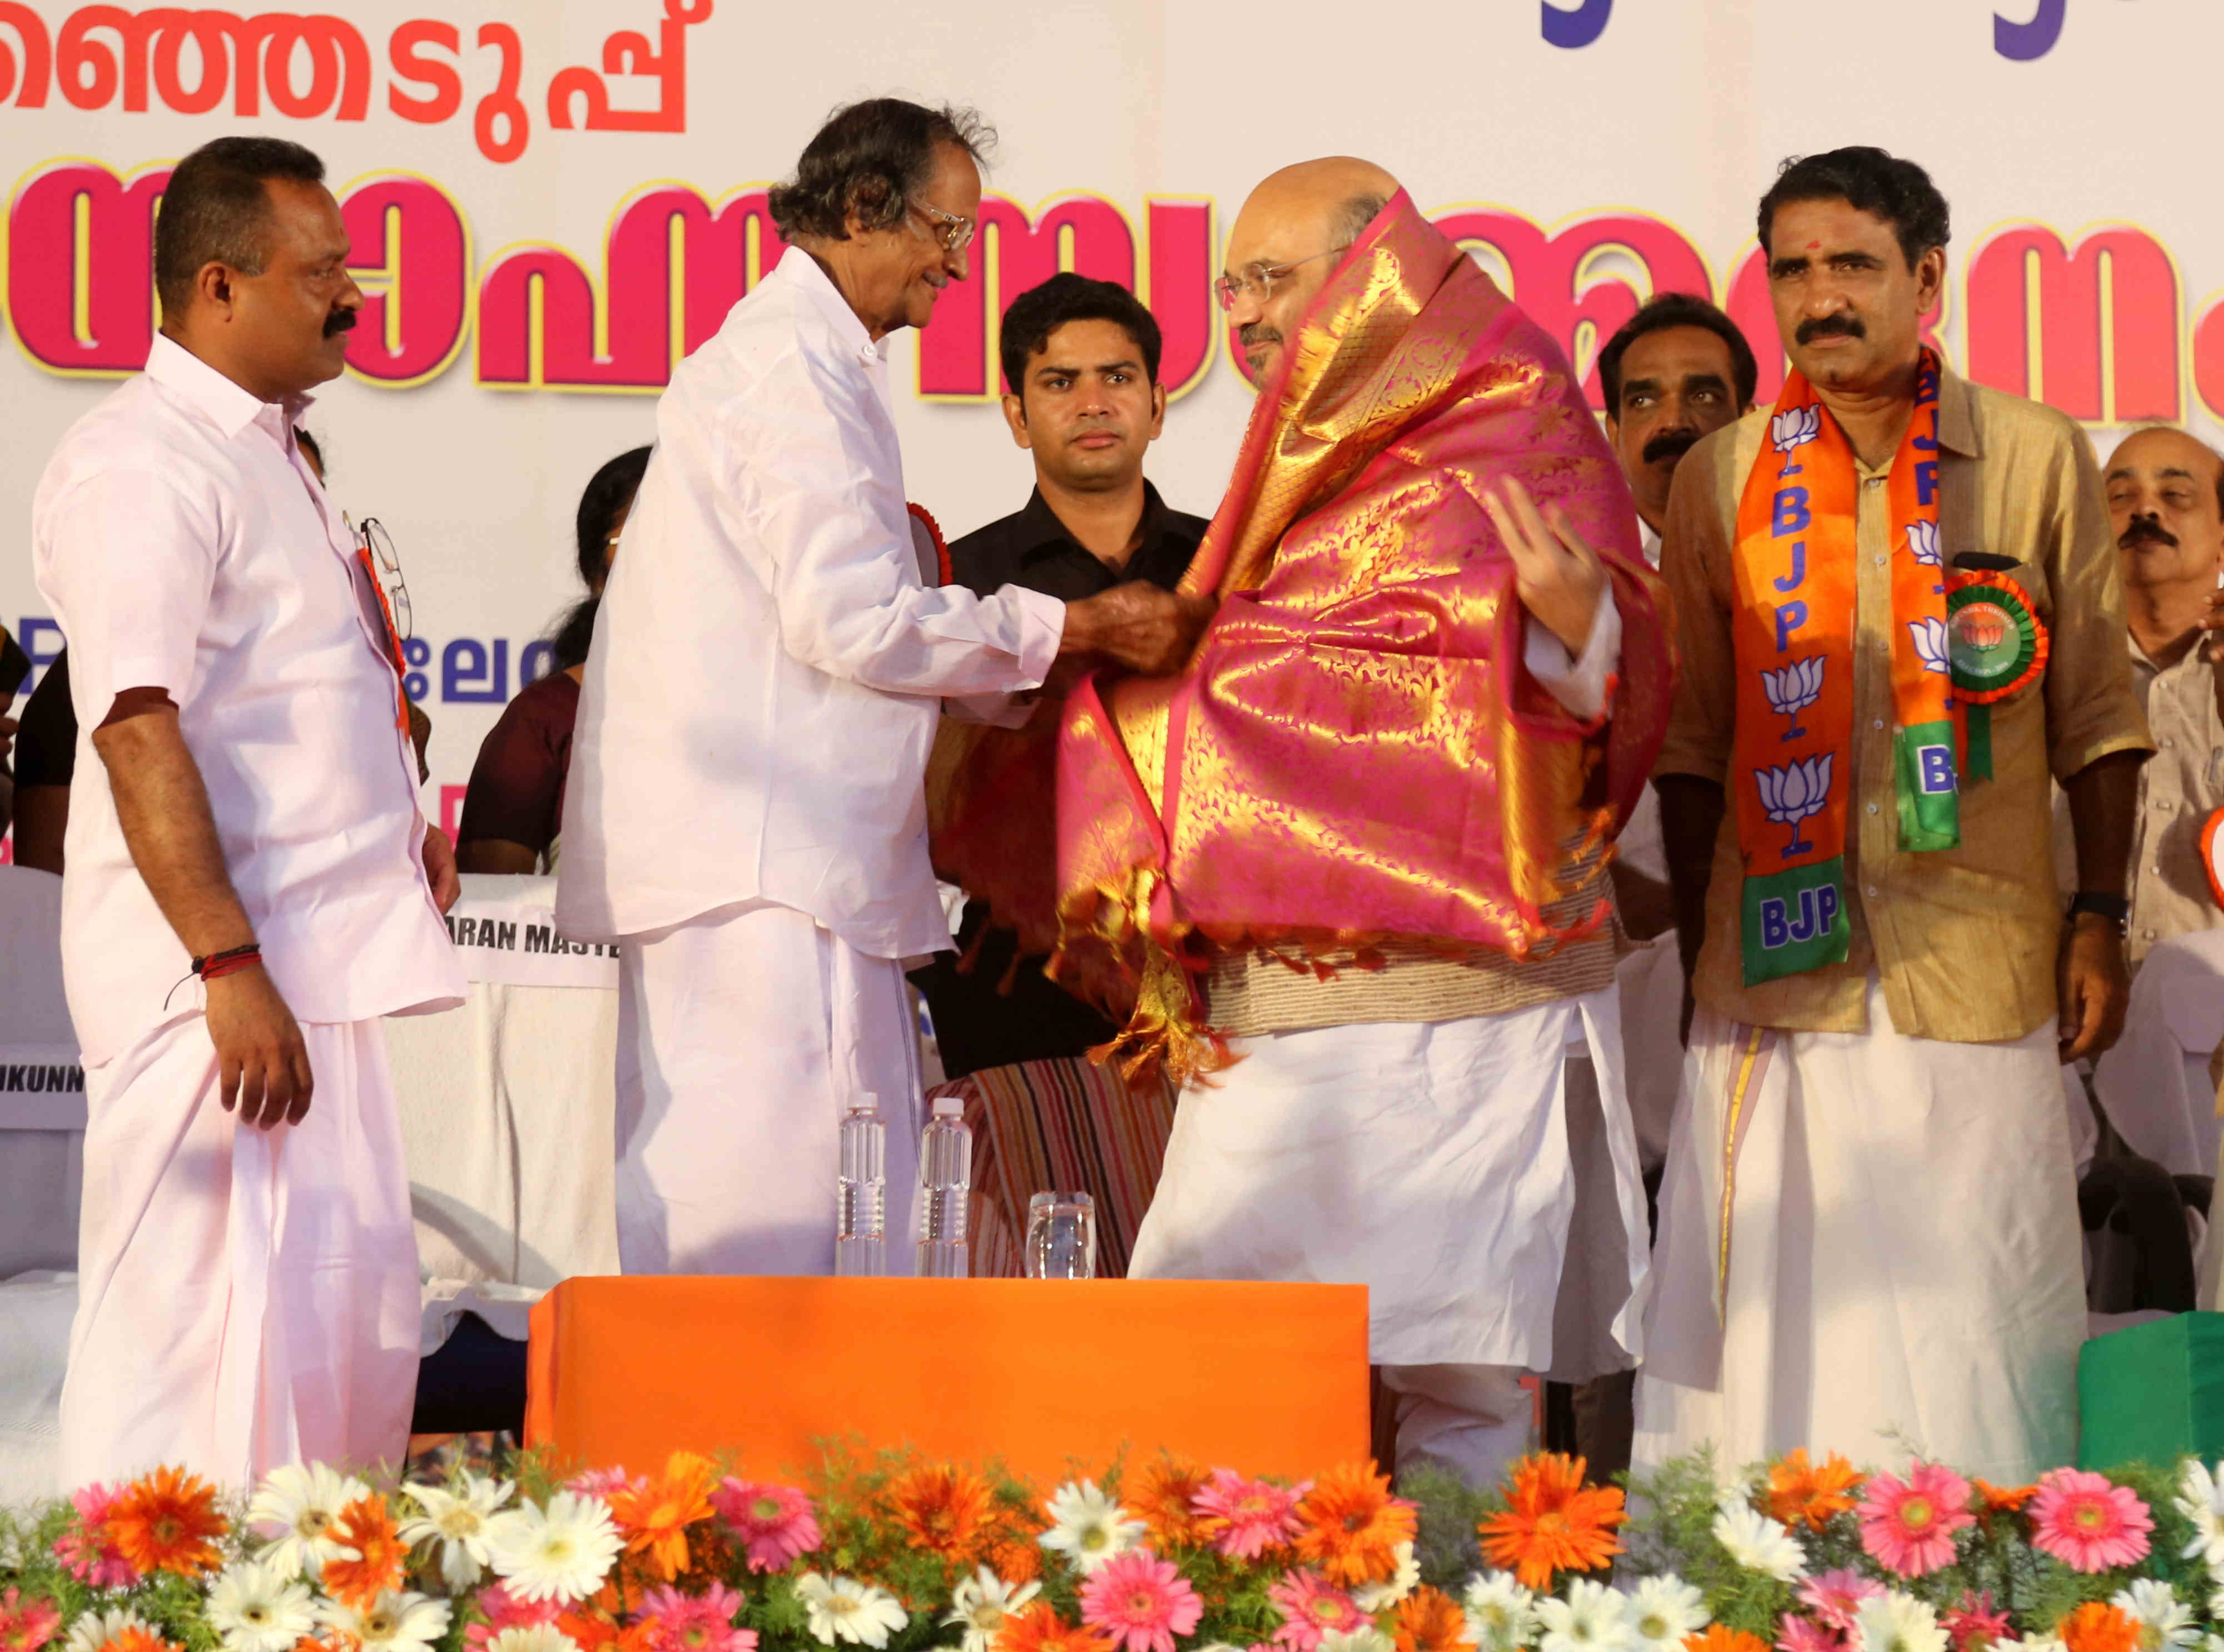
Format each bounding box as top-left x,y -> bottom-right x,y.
932,1093 -> 964,1118
851,1091 -> 881,1116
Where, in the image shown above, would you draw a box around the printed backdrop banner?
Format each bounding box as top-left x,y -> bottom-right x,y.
0,0 -> 2204,847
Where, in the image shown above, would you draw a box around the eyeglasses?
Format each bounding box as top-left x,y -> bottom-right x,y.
910,198 -> 977,253
1213,245 -> 1351,312
346,514 -> 413,646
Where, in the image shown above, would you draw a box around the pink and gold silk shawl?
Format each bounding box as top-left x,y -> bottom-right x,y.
930,191 -> 1672,1082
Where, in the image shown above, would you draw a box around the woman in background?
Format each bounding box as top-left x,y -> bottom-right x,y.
456,446 -> 651,874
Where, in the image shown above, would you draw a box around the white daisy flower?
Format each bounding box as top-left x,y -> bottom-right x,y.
247,1462 -> 372,1578
1853,1591 -> 1947,1652
1465,1572 -> 1540,1652
1712,1499 -> 1805,1583
1320,1634 -> 1394,1652
400,1472 -> 514,1591
317,1591 -> 452,1652
1036,1480 -> 1147,1576
1536,1578 -> 1636,1652
65,1609 -> 156,1652
1622,1575 -> 1709,1652
944,1568 -> 1042,1652
2177,1462 -> 2224,1570
2114,1580 -> 2199,1652
2023,1638 -> 2065,1652
795,1572 -> 909,1649
1353,1541 -> 1422,1613
207,1556 -> 317,1652
483,1492 -> 624,1604
484,1628 -> 584,1652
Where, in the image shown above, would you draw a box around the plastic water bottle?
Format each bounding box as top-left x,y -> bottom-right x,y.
915,1093 -> 972,1278
836,1093 -> 886,1277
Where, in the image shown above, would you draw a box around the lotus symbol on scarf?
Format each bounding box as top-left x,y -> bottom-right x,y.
1756,753 -> 1833,858
1772,407 -> 1823,455
1909,616 -> 1950,675
1761,658 -> 1826,741
1905,521 -> 1942,566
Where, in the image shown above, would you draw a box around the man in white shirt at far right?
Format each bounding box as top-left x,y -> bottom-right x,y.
557,98 -> 1210,1278
34,136 -> 465,1489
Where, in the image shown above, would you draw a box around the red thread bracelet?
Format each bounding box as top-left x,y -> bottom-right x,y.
193,943 -> 262,981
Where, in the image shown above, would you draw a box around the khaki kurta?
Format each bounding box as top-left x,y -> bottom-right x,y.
1655,367 -> 2153,1043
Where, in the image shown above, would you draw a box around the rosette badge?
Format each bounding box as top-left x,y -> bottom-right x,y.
1943,571 -> 2048,702
1756,753 -> 1833,859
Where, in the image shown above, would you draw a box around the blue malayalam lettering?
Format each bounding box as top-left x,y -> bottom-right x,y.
1541,0 -> 1612,48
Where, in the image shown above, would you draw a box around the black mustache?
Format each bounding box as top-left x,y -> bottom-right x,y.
1642,429 -> 1702,467
323,308 -> 358,338
1796,315 -> 1865,345
2121,518 -> 2178,551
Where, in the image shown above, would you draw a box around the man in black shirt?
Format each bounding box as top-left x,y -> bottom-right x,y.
922,272 -> 1212,1079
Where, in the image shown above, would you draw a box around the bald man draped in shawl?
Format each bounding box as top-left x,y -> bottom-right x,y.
934,160 -> 1673,1486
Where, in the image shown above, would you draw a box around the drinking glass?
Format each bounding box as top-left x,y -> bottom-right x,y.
1024,1191 -> 1096,1280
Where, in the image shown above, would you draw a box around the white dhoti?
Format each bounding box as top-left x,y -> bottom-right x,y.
615,901 -> 923,1275
1633,977 -> 2084,1482
62,1014 -> 419,1491
1129,989 -> 1650,1485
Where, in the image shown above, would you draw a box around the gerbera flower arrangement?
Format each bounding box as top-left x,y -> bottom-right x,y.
2,1445 -> 2221,1652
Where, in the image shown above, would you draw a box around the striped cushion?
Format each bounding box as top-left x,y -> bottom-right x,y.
926,1058 -> 1176,1279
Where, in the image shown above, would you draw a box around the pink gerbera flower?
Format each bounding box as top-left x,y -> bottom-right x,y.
1797,1571 -> 1884,1635
0,1589 -> 61,1652
1858,1462 -> 1975,1577
51,1484 -> 140,1590
466,1584 -> 564,1650
1776,1615 -> 1842,1652
1943,1591 -> 2014,1652
1080,1550 -> 1204,1652
636,1584 -> 756,1652
708,1480 -> 821,1573
1267,1570 -> 1367,1652
1194,1470 -> 1310,1561
2028,1469 -> 2152,1573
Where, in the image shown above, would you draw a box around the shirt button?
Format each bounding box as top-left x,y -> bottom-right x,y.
2157,799 -> 2174,812
1874,555 -> 1888,566
2162,737 -> 2175,748
1867,803 -> 1880,815
2144,927 -> 2158,940
1865,477 -> 1884,488
1865,885 -> 1880,898
1873,718 -> 1885,730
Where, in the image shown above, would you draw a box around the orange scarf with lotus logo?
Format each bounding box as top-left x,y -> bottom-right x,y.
1729,349 -> 1958,986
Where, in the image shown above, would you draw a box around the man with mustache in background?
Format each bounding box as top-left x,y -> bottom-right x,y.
32,136 -> 465,1485
1636,148 -> 2151,1479
2088,427 -> 2224,963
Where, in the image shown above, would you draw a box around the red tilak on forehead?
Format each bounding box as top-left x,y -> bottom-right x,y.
1808,241 -> 1821,250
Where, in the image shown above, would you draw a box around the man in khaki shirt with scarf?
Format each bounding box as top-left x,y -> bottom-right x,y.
1634,147 -> 2150,1481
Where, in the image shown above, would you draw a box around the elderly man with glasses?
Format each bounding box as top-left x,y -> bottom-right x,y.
934,157 -> 1674,1487
558,98 -> 1210,1278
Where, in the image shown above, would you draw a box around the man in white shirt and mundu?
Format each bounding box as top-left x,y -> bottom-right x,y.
33,137 -> 464,1486
558,99 -> 1208,1274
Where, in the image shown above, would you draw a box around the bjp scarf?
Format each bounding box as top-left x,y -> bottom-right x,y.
931,192 -> 1671,1082
1729,350 -> 1969,986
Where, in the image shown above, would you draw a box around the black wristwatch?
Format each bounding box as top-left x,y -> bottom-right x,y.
2067,891 -> 2131,931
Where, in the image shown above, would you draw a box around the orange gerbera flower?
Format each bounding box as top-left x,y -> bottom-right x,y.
1128,1456 -> 1213,1549
1293,1462 -> 1419,1588
608,1452 -> 719,1581
321,1495 -> 408,1609
1394,1589 -> 1477,1652
886,1464 -> 996,1562
2059,1605 -> 2140,1652
984,1527 -> 1043,1584
1683,1631 -> 1769,1652
1766,1450 -> 1861,1532
103,1629 -> 181,1652
997,1608 -> 1115,1652
107,1466 -> 226,1579
1477,1454 -> 1625,1592
1973,1480 -> 2037,1520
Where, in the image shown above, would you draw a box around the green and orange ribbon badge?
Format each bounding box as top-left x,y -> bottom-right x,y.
1944,569 -> 2047,782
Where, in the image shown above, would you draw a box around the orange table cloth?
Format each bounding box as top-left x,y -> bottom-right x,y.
525,1277 -> 1369,1485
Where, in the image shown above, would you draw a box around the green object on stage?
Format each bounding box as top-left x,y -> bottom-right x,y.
2078,1312 -> 2224,1469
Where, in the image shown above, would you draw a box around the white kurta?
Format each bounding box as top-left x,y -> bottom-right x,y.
1130,990 -> 1651,1378
613,902 -> 923,1275
1634,978 -> 2086,1482
32,335 -> 461,1489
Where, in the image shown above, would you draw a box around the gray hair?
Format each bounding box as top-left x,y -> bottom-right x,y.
1326,192 -> 1389,252
767,97 -> 995,242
